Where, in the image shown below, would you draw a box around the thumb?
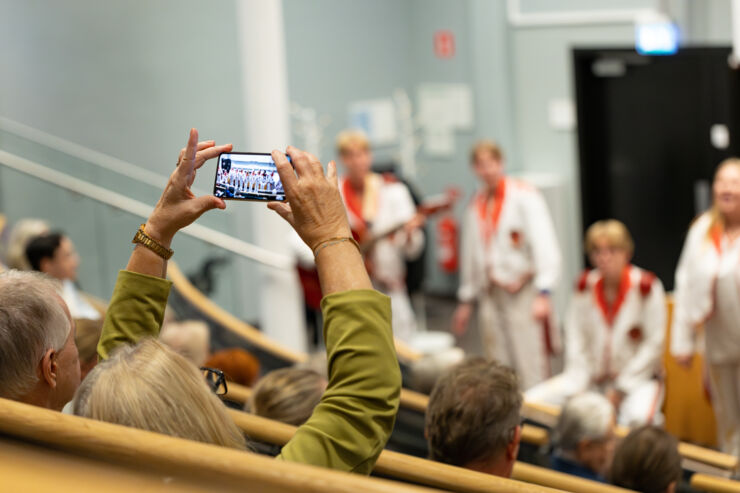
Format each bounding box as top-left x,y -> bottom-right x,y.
192,195 -> 226,215
267,201 -> 295,226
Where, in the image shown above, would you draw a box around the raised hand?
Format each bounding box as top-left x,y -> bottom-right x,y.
146,128 -> 231,246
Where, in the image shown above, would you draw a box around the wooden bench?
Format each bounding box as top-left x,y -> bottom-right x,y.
227,405 -> 633,493
0,397 -> 437,493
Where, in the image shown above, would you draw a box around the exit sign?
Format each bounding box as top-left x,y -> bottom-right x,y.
434,30 -> 455,59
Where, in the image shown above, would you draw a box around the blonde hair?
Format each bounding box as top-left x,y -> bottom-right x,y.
247,368 -> 326,426
73,339 -> 247,449
469,139 -> 504,164
708,158 -> 740,238
584,220 -> 634,256
335,129 -> 370,155
5,219 -> 50,270
159,319 -> 210,367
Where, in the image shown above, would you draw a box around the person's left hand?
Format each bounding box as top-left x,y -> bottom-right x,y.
145,128 -> 231,246
532,293 -> 552,323
403,213 -> 426,236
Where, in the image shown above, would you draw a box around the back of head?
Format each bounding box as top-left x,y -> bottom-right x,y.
0,270 -> 70,400
554,392 -> 614,452
425,358 -> 522,468
159,319 -> 211,367
5,219 -> 50,270
248,367 -> 326,426
205,348 -> 261,387
25,232 -> 63,272
74,317 -> 103,378
609,426 -> 682,493
73,338 -> 246,449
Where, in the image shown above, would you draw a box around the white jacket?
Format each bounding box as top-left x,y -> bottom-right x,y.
458,177 -> 561,302
672,212 -> 740,364
339,173 -> 424,288
563,266 -> 666,394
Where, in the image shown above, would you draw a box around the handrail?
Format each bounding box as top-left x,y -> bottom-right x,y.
521,400 -> 739,472
0,115 -> 211,197
0,397 -> 436,493
168,256 -> 423,364
168,261 -> 306,363
224,381 -> 547,448
0,149 -> 293,270
691,473 -> 740,493
227,407 -> 631,493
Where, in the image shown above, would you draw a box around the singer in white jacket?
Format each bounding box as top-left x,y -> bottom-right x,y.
336,130 -> 425,342
453,140 -> 561,390
526,220 -> 666,426
672,158 -> 740,455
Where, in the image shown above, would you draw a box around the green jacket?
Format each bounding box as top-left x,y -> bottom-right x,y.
97,270 -> 401,475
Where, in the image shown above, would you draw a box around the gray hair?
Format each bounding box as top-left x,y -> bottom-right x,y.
554,392 -> 615,451
0,270 -> 70,399
4,219 -> 50,270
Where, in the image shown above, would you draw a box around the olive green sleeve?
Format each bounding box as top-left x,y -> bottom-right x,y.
96,270 -> 171,360
278,289 -> 402,474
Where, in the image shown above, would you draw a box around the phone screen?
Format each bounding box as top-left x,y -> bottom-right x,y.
213,152 -> 287,202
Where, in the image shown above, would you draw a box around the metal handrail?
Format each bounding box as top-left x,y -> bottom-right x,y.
0,149 -> 292,270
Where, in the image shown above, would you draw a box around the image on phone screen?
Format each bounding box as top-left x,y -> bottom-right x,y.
214,152 -> 287,202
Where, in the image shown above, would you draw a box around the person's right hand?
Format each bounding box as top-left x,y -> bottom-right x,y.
146,128 -> 230,247
269,147 -> 352,250
452,302 -> 473,337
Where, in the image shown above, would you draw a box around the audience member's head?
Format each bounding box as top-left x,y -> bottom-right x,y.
159,319 -> 211,367
247,368 -> 326,426
0,270 -> 79,410
73,338 -> 246,449
470,139 -> 505,190
74,318 -> 103,380
205,348 -> 261,387
409,347 -> 465,394
5,219 -> 50,270
609,426 -> 682,493
425,358 -> 522,478
25,232 -> 80,281
336,129 -> 372,185
584,220 -> 633,281
553,392 -> 617,478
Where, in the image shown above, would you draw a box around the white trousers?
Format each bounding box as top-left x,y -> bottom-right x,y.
387,288 -> 417,344
526,375 -> 663,427
478,283 -> 548,390
709,362 -> 740,456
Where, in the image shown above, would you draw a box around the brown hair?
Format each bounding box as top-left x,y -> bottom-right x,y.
204,348 -> 261,387
584,220 -> 634,256
469,139 -> 504,165
609,426 -> 682,493
708,158 -> 740,239
425,358 -> 522,467
74,318 -> 103,365
247,367 -> 326,426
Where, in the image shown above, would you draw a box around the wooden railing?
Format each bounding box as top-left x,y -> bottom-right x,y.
0,397 -> 437,493
227,406 -> 632,493
691,474 -> 740,493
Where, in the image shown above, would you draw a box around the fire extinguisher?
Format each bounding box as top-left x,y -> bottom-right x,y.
437,214 -> 459,273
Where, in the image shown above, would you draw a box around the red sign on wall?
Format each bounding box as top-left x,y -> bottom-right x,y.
434,30 -> 455,59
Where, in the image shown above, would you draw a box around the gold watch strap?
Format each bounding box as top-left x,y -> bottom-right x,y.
132,224 -> 174,260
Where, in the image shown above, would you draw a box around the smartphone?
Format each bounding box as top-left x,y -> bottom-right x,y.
213,152 -> 287,202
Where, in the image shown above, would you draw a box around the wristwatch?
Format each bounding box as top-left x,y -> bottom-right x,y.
132,224 -> 174,260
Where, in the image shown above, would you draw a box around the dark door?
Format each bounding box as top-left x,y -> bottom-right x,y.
574,47 -> 740,290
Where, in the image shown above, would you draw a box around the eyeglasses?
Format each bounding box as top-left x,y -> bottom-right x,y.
200,367 -> 228,396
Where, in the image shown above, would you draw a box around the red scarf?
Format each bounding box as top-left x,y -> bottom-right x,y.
342,178 -> 368,241
476,178 -> 506,245
595,265 -> 632,326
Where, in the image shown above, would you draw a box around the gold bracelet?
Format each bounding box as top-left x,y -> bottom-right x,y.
312,236 -> 361,257
132,224 -> 174,260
